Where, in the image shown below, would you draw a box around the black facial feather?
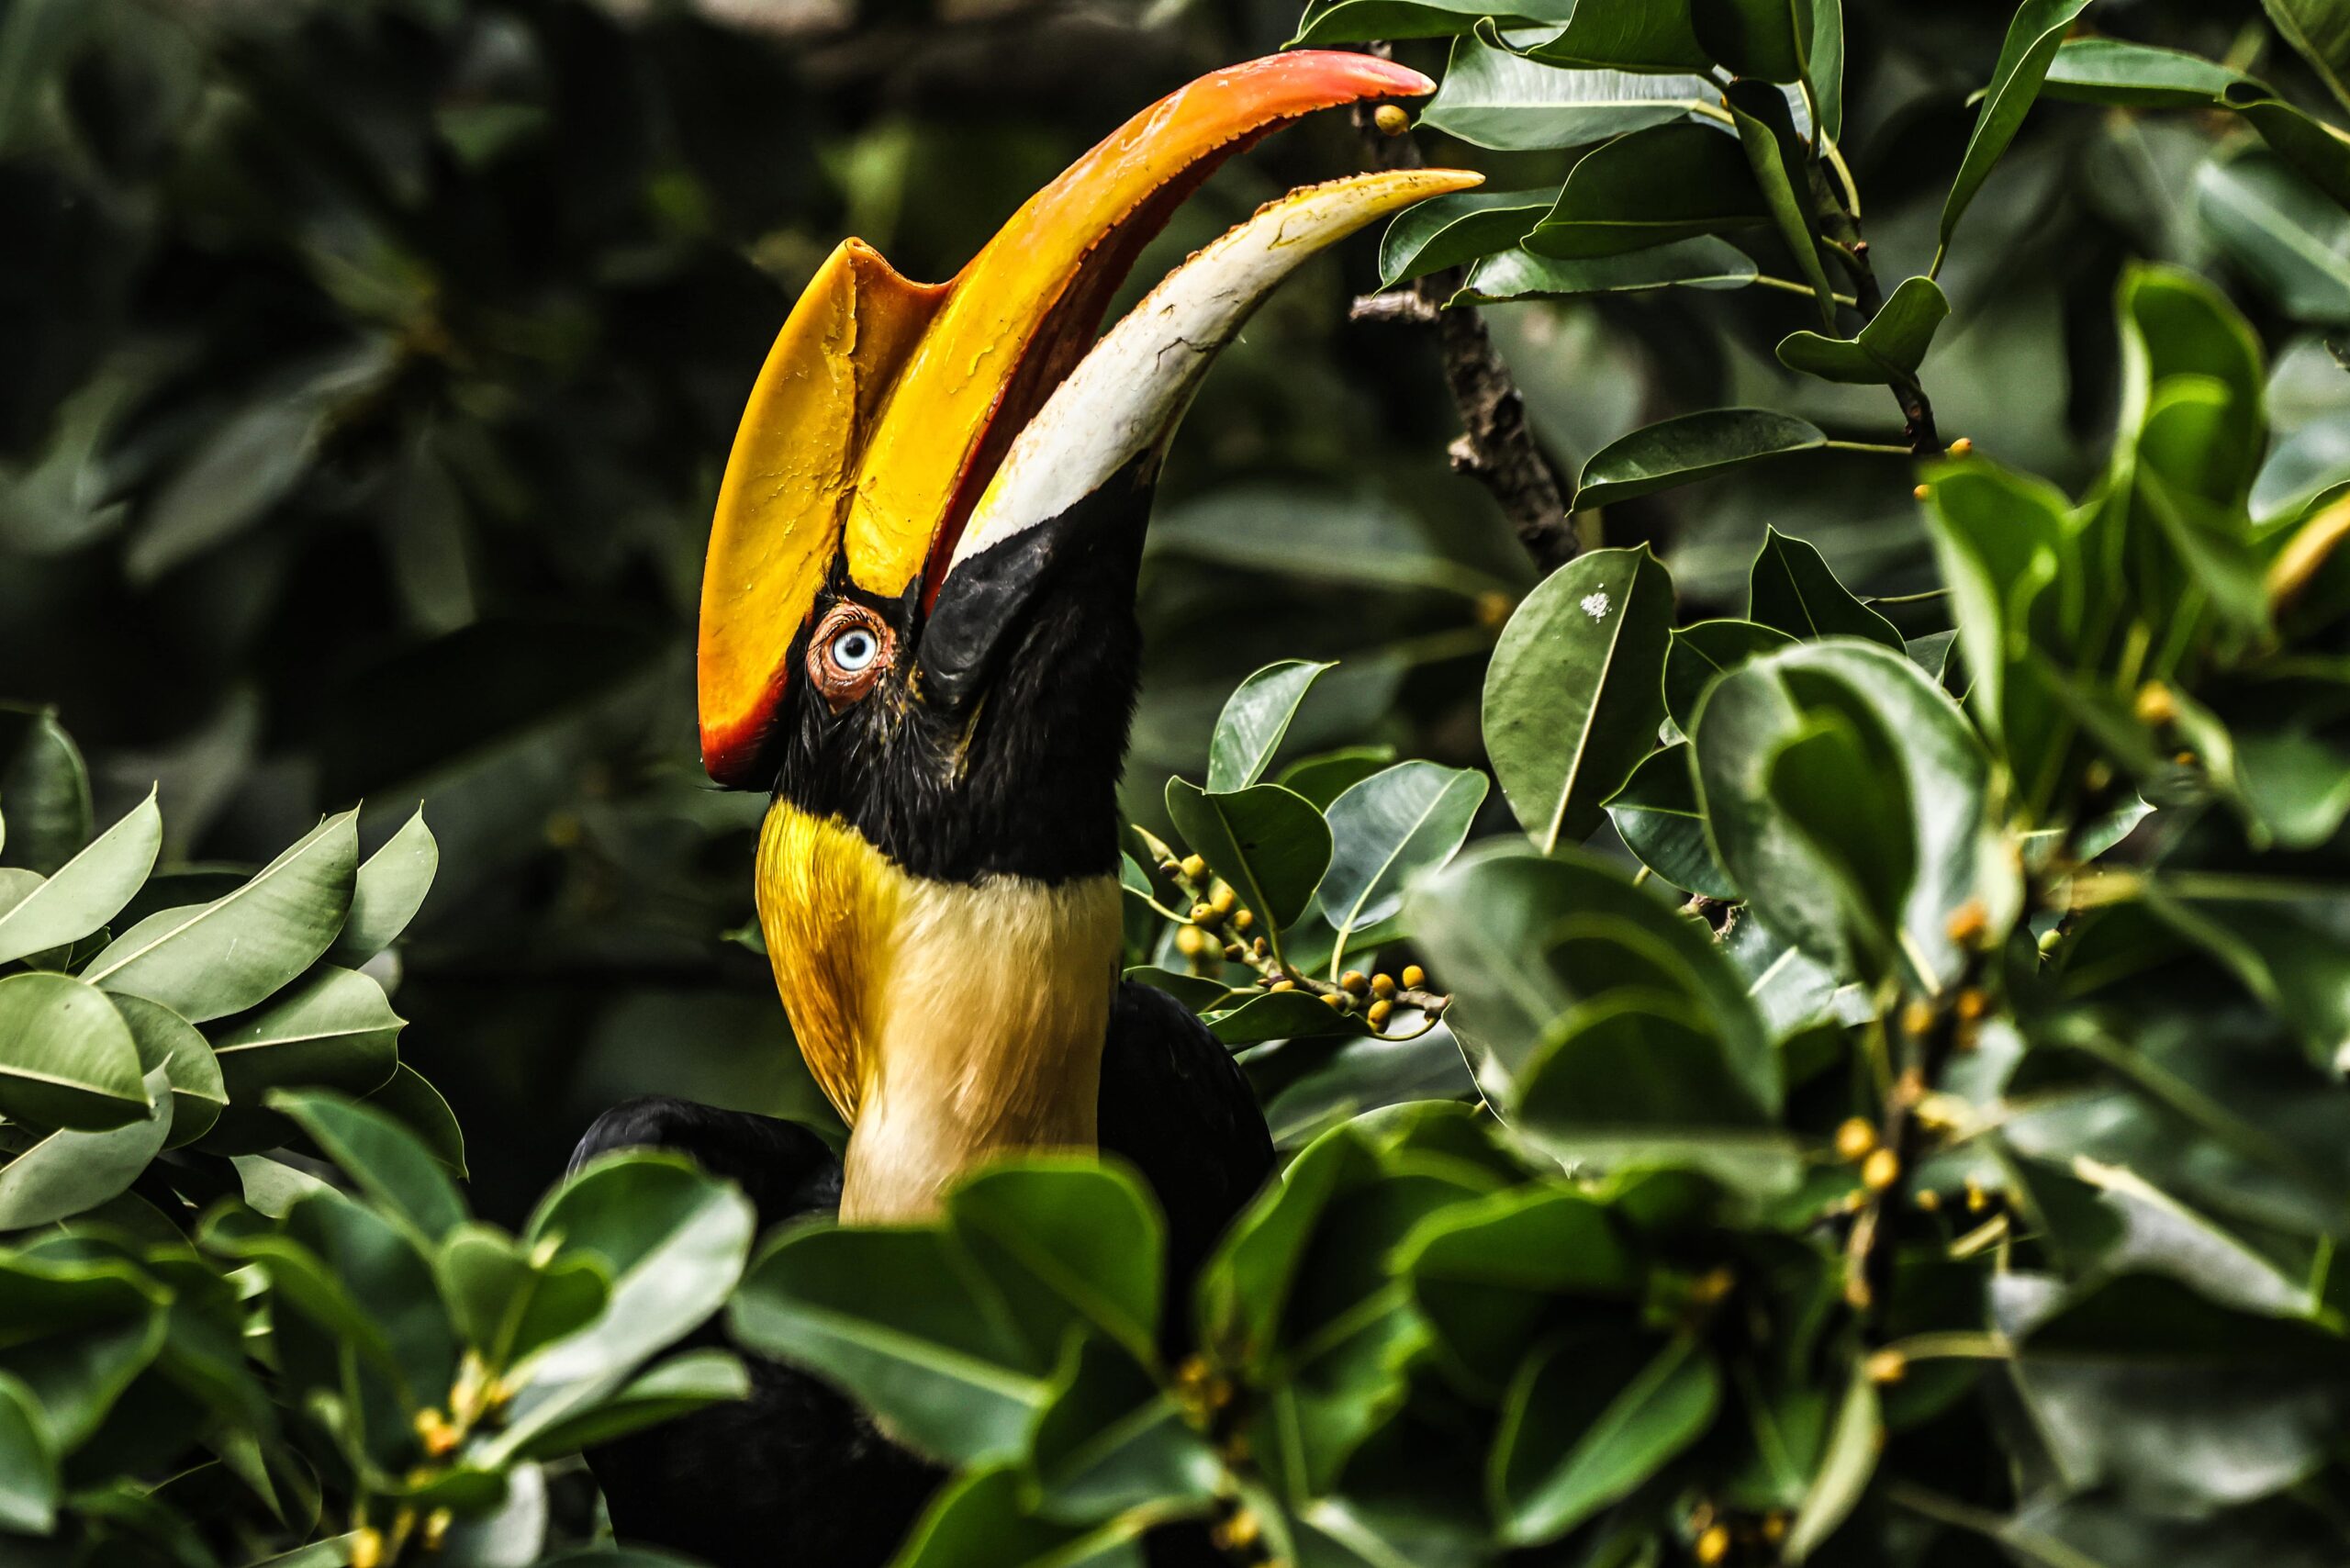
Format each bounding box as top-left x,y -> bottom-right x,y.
765,465 -> 1154,886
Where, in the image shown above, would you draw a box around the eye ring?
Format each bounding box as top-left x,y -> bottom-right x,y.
807,603 -> 896,710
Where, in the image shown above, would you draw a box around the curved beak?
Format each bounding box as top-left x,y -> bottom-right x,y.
916,166 -> 1482,708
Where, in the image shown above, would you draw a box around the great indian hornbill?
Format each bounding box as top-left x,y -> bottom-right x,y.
571,52 -> 1477,1565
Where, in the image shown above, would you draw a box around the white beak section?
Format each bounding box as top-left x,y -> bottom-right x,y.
945,166 -> 1483,574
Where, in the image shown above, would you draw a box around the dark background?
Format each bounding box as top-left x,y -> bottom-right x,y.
2,0 -> 2328,1219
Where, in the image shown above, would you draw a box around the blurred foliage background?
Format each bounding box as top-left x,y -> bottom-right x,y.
4,0 -> 2340,1222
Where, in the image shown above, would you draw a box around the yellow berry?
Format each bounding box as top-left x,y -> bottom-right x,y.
1761,1513 -> 1789,1543
351,1531 -> 386,1568
1401,964 -> 1426,989
1224,942 -> 1245,960
1900,999 -> 1935,1038
1209,882 -> 1237,916
1191,902 -> 1218,926
2133,681 -> 2178,727
1912,483 -> 1931,501
1340,969 -> 1369,995
1371,973 -> 1396,999
1914,1187 -> 1942,1212
1181,854 -> 1207,880
1323,991 -> 1347,1010
1232,908 -> 1255,931
1864,1347 -> 1908,1383
1946,436 -> 1974,456
1270,979 -> 1295,992
1367,999 -> 1393,1027
1174,925 -> 1209,958
415,1408 -> 458,1457
1695,1523 -> 1731,1565
1966,1180 -> 1990,1213
1688,1266 -> 1734,1305
1834,1117 -> 1877,1161
1946,898 -> 1988,945
423,1510 -> 453,1551
1373,103 -> 1409,136
1953,987 -> 1988,1022
1862,1148 -> 1901,1192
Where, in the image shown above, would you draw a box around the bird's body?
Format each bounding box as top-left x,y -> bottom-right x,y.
578,982 -> 1270,1565
570,50 -> 1473,1567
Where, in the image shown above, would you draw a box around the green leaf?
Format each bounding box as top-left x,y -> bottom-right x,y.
1748,528 -> 1904,648
1574,409 -> 1826,509
366,1062 -> 468,1177
83,809 -> 360,1022
0,1249 -> 168,1447
1605,745 -> 1739,899
0,1064 -> 172,1230
1725,79 -> 1836,326
890,1463 -> 1151,1568
330,808 -> 437,965
1784,1365 -> 1880,1561
728,1160 -> 1159,1466
487,1152 -> 754,1460
1410,843 -> 1773,1092
511,1348 -> 750,1459
109,992 -> 223,1148
2261,0 -> 2350,116
435,1223 -> 610,1370
1513,990 -> 1798,1193
1491,1332 -> 1721,1543
270,1089 -> 465,1245
0,971 -> 151,1130
1777,275 -> 1951,385
0,1370 -> 57,1533
1692,639 -> 2005,991
1378,185 -> 1548,285
1665,619 -> 1798,734
1206,988 -> 1363,1045
1420,30 -> 1715,151
1459,237 -> 1758,302
1483,546 -> 1674,852
1691,0 -> 1814,82
1319,761 -> 1488,938
1152,487 -> 1521,600
1164,778 -> 1331,944
1399,1186 -> 1639,1397
1288,0 -> 1563,46
209,964 -> 405,1109
1207,661 -> 1334,792
1029,1336 -> 1221,1521
1809,0 -> 1845,140
1939,0 -> 2097,258
0,790 -> 158,966
1517,0 -> 1712,71
2197,151 -> 2350,325
1277,747 -> 1399,810
0,711 -> 92,876
2043,37 -> 2259,106
1528,122 -> 1771,259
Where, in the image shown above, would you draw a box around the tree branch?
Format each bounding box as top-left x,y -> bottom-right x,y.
1348,54 -> 1579,575
1809,162 -> 1942,454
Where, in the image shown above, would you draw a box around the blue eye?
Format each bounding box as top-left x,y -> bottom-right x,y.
832,628 -> 879,672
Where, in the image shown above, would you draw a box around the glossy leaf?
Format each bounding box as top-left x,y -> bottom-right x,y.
1288,0 -> 1562,47
1483,545 -> 1674,851
1604,745 -> 1738,899
1276,746 -> 1398,810
1517,0 -> 1711,72
209,964 -> 404,1108
1691,0 -> 1815,82
1574,410 -> 1826,510
0,1370 -> 56,1533
2197,152 -> 2350,325
1164,778 -> 1331,941
109,992 -> 225,1148
2043,38 -> 2259,106
1319,761 -> 1488,936
1726,79 -> 1835,326
2261,0 -> 2350,115
0,971 -> 151,1130
329,807 -> 437,965
890,1463 -> 1151,1568
1939,0 -> 2097,256
1778,275 -> 1950,385
1207,661 -> 1333,793
0,712 -> 92,876
510,1349 -> 751,1459
1378,186 -> 1546,286
0,1065 -> 172,1229
1748,528 -> 1904,648
0,790 -> 158,966
1664,618 -> 1797,734
1492,1333 -> 1721,1542
1421,32 -> 1713,151
271,1089 -> 465,1245
1459,237 -> 1758,302
1528,122 -> 1770,260
83,809 -> 359,1022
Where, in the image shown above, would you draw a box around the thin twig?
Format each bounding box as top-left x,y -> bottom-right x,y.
1348,45 -> 1578,575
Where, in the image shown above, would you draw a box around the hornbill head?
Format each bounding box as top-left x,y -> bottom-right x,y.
697,52 -> 1475,1220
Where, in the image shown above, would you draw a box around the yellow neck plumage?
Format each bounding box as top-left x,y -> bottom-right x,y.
753,801 -> 1122,1222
